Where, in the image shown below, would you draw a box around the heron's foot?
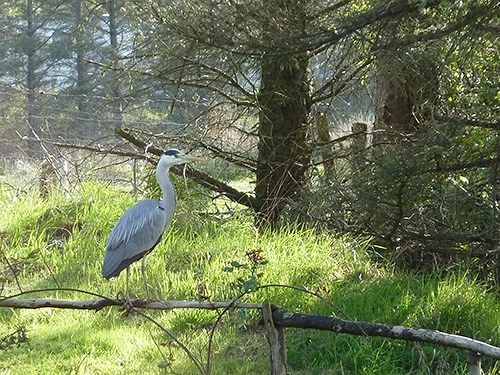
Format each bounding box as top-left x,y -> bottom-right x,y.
123,299 -> 134,315
116,291 -> 135,315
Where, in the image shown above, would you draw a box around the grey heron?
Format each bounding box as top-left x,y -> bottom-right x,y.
102,148 -> 202,298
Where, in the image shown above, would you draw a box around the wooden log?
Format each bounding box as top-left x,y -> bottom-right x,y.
272,311 -> 500,360
262,300 -> 288,375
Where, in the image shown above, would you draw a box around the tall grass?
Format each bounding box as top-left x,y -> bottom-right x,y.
0,182 -> 498,374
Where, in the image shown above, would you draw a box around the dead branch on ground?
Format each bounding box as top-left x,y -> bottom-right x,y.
1,296 -> 499,360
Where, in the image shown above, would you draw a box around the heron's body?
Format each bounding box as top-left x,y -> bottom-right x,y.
102,148 -> 201,296
102,198 -> 173,278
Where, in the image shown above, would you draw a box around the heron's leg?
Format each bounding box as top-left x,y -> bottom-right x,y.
141,256 -> 150,300
120,267 -> 134,314
125,266 -> 130,300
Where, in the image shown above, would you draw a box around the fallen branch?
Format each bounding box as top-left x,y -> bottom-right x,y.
133,128 -> 257,171
272,311 -> 500,360
0,297 -> 262,311
2,297 -> 499,361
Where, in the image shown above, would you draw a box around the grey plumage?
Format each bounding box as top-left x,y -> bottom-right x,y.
102,199 -> 171,278
102,148 -> 202,294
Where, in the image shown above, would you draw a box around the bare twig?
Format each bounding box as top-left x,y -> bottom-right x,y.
206,290 -> 251,375
259,284 -> 345,318
134,309 -> 207,375
47,139 -> 155,162
0,247 -> 23,293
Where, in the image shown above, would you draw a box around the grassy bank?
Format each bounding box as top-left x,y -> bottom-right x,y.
0,183 -> 498,374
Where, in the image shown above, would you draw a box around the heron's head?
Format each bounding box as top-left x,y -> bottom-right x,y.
160,148 -> 203,167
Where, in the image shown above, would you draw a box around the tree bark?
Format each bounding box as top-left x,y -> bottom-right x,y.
373,52 -> 438,145
255,1 -> 312,229
74,0 -> 88,138
256,52 -> 311,229
106,0 -> 122,129
272,311 -> 500,359
26,0 -> 41,156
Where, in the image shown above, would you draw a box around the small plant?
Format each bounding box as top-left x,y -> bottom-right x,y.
0,326 -> 28,351
224,249 -> 268,294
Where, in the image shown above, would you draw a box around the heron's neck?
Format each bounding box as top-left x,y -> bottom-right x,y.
156,165 -> 176,210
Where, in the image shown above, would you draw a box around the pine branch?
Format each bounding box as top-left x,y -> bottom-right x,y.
436,115 -> 500,131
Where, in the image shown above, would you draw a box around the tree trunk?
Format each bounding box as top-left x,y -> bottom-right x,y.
26,0 -> 41,156
255,52 -> 311,229
74,0 -> 88,138
106,0 -> 122,129
373,52 -> 438,145
254,1 -> 312,230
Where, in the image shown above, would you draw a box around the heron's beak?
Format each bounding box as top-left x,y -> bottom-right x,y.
186,155 -> 204,163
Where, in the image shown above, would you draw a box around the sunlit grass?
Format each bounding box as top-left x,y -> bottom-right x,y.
0,182 -> 498,374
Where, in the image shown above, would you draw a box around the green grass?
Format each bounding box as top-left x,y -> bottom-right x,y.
0,182 -> 499,374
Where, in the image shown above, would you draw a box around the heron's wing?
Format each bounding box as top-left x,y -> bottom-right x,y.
105,199 -> 167,250
102,199 -> 170,278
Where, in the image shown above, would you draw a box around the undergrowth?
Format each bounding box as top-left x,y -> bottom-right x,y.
0,182 -> 498,374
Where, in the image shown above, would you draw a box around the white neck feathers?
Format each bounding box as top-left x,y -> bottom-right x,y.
156,157 -> 176,211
